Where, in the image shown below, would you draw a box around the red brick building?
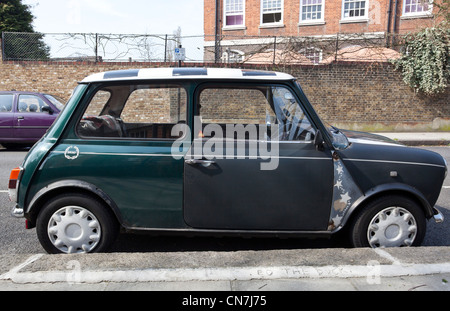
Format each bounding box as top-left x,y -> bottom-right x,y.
204,0 -> 442,63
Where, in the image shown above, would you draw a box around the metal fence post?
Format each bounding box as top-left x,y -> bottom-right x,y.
95,33 -> 99,63
1,32 -> 4,62
334,33 -> 339,62
164,34 -> 168,62
273,36 -> 277,65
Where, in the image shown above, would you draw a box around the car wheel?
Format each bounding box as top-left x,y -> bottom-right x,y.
349,195 -> 426,248
36,193 -> 119,254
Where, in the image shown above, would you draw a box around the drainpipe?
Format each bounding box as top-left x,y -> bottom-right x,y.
214,0 -> 220,63
386,0 -> 393,47
392,0 -> 400,48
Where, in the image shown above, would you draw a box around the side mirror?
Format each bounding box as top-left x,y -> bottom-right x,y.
42,106 -> 54,115
314,130 -> 325,151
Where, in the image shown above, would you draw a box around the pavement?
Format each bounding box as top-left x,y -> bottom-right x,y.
0,132 -> 449,293
375,132 -> 450,146
0,247 -> 449,291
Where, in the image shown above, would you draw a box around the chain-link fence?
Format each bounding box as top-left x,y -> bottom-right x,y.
1,32 -> 405,64
1,32 -> 205,62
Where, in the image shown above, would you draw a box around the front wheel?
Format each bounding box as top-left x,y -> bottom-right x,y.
36,193 -> 119,254
349,195 -> 426,248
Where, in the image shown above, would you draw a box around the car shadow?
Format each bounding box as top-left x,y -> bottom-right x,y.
110,233 -> 349,253
0,145 -> 31,152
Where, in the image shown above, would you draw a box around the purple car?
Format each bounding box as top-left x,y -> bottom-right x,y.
0,91 -> 64,148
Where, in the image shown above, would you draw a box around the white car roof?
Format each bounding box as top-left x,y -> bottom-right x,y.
81,67 -> 295,83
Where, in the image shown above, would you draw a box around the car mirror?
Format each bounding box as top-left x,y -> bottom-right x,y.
330,129 -> 349,150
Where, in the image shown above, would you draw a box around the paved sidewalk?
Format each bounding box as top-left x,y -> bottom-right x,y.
374,132 -> 450,146
0,247 -> 448,291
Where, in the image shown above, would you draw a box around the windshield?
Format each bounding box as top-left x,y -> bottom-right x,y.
44,94 -> 65,110
295,81 -> 349,150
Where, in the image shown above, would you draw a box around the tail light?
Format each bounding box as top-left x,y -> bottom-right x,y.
8,167 -> 23,202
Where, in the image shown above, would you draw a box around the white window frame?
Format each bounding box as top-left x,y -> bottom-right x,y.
299,47 -> 323,64
260,0 -> 284,27
340,0 -> 369,23
221,49 -> 245,63
402,0 -> 433,18
224,0 -> 246,30
299,0 -> 325,25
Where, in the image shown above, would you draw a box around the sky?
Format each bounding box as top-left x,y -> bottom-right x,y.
22,0 -> 204,35
21,0 -> 205,61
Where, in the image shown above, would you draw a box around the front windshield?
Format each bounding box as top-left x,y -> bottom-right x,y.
295,82 -> 349,150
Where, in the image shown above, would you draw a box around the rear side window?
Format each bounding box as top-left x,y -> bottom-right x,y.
0,94 -> 14,112
77,84 -> 187,139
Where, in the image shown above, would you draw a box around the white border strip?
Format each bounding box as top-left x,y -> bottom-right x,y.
3,262 -> 450,284
2,251 -> 450,284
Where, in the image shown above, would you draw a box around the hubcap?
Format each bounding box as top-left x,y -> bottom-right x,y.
47,206 -> 101,254
367,207 -> 417,248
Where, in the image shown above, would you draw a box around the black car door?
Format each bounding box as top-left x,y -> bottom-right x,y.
184,83 -> 333,231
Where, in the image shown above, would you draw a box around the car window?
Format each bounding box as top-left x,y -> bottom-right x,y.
77,84 -> 187,139
18,95 -> 50,113
44,94 -> 65,110
198,86 -> 315,141
0,94 -> 14,112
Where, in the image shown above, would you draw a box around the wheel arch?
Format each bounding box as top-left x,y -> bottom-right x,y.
25,180 -> 123,229
338,184 -> 434,232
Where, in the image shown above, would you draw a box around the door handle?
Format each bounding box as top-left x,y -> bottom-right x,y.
185,159 -> 216,167
17,116 -> 24,120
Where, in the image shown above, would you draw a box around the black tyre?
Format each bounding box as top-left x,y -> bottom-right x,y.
36,193 -> 119,254
349,195 -> 426,248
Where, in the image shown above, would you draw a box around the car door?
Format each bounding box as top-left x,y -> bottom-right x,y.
14,94 -> 58,141
184,83 -> 334,231
39,83 -> 189,229
0,93 -> 15,142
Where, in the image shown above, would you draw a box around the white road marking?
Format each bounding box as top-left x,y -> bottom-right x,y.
0,254 -> 43,281
2,262 -> 450,284
373,248 -> 402,265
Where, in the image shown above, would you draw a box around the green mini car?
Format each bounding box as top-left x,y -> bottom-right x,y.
8,67 -> 446,254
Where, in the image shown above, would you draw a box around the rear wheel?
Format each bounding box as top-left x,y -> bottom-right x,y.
349,195 -> 426,248
37,193 -> 119,254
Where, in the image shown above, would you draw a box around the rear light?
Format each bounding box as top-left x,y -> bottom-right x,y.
8,167 -> 23,202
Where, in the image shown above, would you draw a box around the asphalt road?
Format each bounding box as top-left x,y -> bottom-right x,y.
0,146 -> 449,255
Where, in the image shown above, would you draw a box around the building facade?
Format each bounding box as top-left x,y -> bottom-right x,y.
204,0 -> 441,63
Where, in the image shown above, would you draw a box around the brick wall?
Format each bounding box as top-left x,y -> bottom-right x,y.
290,62 -> 450,131
205,0 -> 442,37
1,39 -> 448,131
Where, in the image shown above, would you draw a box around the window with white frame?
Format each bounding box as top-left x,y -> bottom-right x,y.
261,0 -> 283,24
224,0 -> 245,27
300,0 -> 324,23
300,47 -> 322,64
222,49 -> 245,63
342,0 -> 368,19
403,0 -> 432,16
